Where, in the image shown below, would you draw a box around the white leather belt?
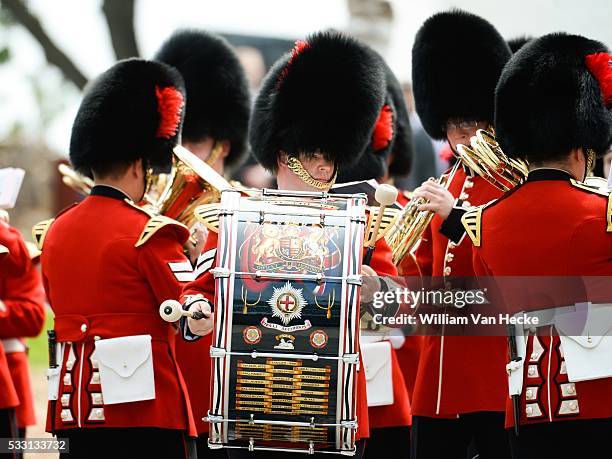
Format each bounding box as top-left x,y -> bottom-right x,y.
1,338 -> 26,354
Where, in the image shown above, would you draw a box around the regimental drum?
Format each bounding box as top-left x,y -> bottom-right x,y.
207,188 -> 367,455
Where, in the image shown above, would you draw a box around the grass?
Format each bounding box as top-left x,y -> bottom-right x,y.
27,309 -> 54,369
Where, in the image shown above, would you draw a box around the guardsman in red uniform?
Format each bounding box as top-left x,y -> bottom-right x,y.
35,59 -> 198,457
154,29 -> 251,459
181,31 -> 403,458
0,220 -> 34,457
335,58 -> 414,458
464,33 -> 612,459
1,242 -> 46,440
405,10 -> 512,458
0,217 -> 30,278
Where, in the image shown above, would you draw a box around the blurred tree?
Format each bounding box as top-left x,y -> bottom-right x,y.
102,0 -> 139,59
0,0 -> 141,90
0,0 -> 88,89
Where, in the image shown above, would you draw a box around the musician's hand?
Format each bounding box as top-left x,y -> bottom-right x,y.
0,210 -> 9,224
412,181 -> 455,220
361,265 -> 381,304
184,226 -> 207,265
187,300 -> 213,336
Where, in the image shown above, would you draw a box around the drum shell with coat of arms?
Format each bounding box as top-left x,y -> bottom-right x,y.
208,189 -> 366,454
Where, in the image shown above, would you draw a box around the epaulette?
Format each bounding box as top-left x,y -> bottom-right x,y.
32,218 -> 55,251
194,203 -> 220,234
460,198 -> 500,247
25,241 -> 41,260
460,206 -> 483,247
31,203 -> 79,252
608,193 -> 612,233
364,207 -> 400,247
569,179 -> 611,232
135,215 -> 189,248
123,198 -> 156,217
569,178 -> 610,197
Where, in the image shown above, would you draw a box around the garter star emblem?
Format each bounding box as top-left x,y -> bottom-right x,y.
268,281 -> 307,325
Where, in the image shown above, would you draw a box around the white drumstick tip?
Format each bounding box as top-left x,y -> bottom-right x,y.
375,184 -> 398,207
159,299 -> 183,322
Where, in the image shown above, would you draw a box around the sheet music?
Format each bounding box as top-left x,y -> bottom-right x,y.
0,168 -> 25,209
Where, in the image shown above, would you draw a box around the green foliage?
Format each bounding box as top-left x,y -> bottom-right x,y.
0,46 -> 10,64
26,309 -> 54,369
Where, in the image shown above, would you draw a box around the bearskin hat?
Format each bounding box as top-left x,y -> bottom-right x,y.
154,29 -> 251,168
249,30 -> 386,171
495,33 -> 612,162
337,60 -> 413,182
507,35 -> 533,54
70,58 -> 185,177
412,10 -> 511,140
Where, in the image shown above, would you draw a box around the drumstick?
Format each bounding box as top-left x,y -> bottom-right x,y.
363,184 -> 398,265
159,299 -> 210,322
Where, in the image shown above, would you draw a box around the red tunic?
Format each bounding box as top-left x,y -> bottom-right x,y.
40,186 -> 196,435
0,222 -> 30,278
471,169 -> 612,427
0,259 -> 46,426
406,166 -> 508,417
0,224 -> 33,411
179,214 -> 411,439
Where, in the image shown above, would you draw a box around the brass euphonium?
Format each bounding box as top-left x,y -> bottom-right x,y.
454,129 -> 528,192
58,163 -> 94,196
386,129 -> 528,265
152,145 -> 233,228
386,161 -> 461,265
58,145 -> 233,228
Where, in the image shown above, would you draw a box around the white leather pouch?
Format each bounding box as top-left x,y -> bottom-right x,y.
555,304 -> 612,382
361,340 -> 394,407
94,334 -> 155,405
507,323 -> 527,397
47,367 -> 61,401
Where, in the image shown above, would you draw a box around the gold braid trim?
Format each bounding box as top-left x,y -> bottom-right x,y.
287,156 -> 337,190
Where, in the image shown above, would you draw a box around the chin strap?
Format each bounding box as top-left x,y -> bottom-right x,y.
287,156 -> 337,190
206,141 -> 224,167
584,148 -> 596,180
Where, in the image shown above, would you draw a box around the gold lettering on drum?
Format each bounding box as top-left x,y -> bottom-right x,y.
295,374 -> 330,380
236,378 -> 270,385
270,384 -> 297,390
299,367 -> 331,373
236,386 -> 267,392
234,358 -> 331,416
296,389 -> 329,396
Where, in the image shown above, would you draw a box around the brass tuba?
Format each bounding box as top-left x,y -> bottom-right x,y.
386,129 -> 528,265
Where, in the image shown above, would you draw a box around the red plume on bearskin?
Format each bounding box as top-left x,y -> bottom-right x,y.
278,40 -> 311,88
371,104 -> 394,151
155,85 -> 185,139
585,52 -> 612,107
